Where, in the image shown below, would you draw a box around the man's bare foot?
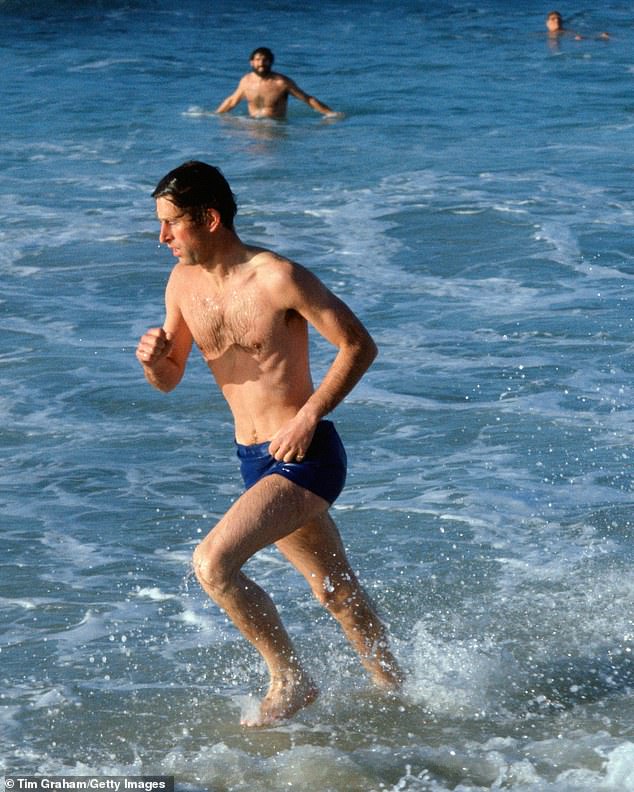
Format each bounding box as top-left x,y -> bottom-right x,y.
363,648 -> 405,691
241,671 -> 318,727
373,666 -> 405,691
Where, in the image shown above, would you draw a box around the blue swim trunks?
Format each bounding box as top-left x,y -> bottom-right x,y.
236,420 -> 347,505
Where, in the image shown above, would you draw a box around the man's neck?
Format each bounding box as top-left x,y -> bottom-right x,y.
198,229 -> 249,280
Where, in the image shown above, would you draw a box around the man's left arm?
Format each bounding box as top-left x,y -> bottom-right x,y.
268,263 -> 377,460
285,78 -> 340,117
299,296 -> 377,422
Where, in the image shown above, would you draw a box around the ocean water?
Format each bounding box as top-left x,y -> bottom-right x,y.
2,0 -> 634,789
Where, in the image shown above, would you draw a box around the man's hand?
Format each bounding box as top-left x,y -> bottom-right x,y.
136,327 -> 173,368
268,414 -> 318,463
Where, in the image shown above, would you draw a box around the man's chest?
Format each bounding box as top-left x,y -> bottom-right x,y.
181,289 -> 281,358
246,77 -> 286,104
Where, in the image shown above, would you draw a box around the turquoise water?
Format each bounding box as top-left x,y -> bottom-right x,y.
2,1 -> 634,789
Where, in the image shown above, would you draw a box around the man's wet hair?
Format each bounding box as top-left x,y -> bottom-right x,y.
250,46 -> 274,63
152,161 -> 237,230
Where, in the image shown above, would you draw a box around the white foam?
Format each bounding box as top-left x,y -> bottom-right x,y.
134,586 -> 176,602
182,105 -> 216,117
0,596 -> 38,610
603,743 -> 634,789
405,622 -> 504,718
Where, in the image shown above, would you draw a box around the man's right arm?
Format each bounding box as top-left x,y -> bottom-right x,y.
215,78 -> 246,113
136,277 -> 193,392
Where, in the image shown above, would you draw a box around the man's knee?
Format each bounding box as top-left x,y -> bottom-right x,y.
192,542 -> 236,599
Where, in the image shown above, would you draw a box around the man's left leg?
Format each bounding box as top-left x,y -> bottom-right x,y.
275,510 -> 403,690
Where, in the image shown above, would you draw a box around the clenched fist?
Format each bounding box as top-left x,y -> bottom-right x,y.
136,327 -> 173,367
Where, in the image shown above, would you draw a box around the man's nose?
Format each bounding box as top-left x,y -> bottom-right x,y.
159,222 -> 171,243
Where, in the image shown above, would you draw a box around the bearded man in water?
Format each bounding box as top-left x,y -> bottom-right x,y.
216,47 -> 340,119
136,161 -> 402,726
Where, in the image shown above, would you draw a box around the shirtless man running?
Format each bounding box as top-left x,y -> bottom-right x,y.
136,161 -> 401,726
216,47 -> 339,119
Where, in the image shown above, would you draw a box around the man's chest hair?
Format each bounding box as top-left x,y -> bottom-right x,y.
184,288 -> 284,358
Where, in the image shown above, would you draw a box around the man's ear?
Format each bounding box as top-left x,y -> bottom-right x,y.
206,208 -> 221,231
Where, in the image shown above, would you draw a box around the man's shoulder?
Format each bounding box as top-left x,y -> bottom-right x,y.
249,247 -> 295,275
167,261 -> 190,278
240,71 -> 259,87
164,263 -> 194,308
165,262 -> 189,290
272,71 -> 298,88
245,249 -> 330,309
248,248 -> 307,290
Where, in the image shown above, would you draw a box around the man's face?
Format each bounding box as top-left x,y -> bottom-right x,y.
156,197 -> 209,266
250,52 -> 272,77
546,14 -> 562,33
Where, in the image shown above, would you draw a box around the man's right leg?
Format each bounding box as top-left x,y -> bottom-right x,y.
192,474 -> 332,725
